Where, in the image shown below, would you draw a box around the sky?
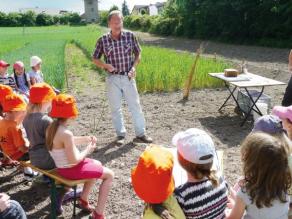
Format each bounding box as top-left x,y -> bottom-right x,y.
0,0 -> 167,14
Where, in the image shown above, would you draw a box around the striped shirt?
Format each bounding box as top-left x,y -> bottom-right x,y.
174,178 -> 228,219
0,74 -> 17,89
92,31 -> 141,73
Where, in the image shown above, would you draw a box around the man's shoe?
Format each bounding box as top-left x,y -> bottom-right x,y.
115,136 -> 125,145
133,135 -> 153,144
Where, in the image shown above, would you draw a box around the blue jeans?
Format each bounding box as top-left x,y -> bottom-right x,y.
106,75 -> 146,137
0,200 -> 27,219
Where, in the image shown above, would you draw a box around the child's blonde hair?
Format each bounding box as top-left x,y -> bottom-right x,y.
241,132 -> 291,208
26,103 -> 42,114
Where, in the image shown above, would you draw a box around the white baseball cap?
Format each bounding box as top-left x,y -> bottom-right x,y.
30,56 -> 42,67
172,128 -> 215,164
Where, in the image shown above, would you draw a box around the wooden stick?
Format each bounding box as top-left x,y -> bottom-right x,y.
183,47 -> 202,100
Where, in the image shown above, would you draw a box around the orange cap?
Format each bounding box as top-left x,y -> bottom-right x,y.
50,94 -> 78,118
131,145 -> 175,204
0,84 -> 13,103
29,83 -> 56,104
2,93 -> 27,112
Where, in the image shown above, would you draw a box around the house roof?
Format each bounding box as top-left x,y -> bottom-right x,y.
132,5 -> 149,10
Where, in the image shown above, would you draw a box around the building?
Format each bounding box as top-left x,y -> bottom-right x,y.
131,2 -> 166,16
19,7 -> 69,16
83,0 -> 99,23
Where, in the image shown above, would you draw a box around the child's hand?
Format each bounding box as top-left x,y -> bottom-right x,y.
0,193 -> 10,212
90,136 -> 97,144
87,142 -> 97,154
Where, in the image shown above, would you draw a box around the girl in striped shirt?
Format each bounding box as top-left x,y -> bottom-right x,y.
172,128 -> 228,219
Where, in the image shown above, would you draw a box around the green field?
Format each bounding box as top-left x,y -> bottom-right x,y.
0,25 -> 227,91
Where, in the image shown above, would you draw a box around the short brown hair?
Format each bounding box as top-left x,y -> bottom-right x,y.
241,132 -> 291,208
177,152 -> 219,187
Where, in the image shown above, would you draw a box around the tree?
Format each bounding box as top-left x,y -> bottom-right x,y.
59,13 -> 70,25
69,13 -> 81,25
36,13 -> 53,26
122,0 -> 130,16
20,11 -> 36,26
6,13 -> 22,27
109,5 -> 119,13
0,12 -> 7,26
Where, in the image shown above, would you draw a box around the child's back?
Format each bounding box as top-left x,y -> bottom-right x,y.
172,128 -> 228,219
175,177 -> 228,219
237,186 -> 289,219
0,119 -> 26,160
226,132 -> 291,219
23,112 -> 55,170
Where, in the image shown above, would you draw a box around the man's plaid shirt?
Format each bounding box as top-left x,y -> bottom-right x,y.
92,31 -> 141,73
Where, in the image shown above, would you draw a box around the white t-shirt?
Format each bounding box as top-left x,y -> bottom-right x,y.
28,70 -> 44,83
238,187 -> 289,219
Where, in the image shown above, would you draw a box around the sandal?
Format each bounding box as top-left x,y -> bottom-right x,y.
91,211 -> 105,219
1,159 -> 19,168
78,198 -> 95,213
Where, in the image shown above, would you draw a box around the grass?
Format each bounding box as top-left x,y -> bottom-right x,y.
0,25 -> 228,92
0,25 -> 103,89
136,47 -> 227,92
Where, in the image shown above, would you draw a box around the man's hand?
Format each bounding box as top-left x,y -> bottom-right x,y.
0,193 -> 10,212
104,64 -> 115,73
128,67 -> 136,79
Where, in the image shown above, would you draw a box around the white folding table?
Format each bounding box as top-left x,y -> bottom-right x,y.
209,72 -> 285,126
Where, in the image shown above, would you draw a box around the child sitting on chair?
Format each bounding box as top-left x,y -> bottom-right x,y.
23,83 -> 56,170
173,128 -> 228,219
0,93 -> 37,180
46,94 -> 114,219
131,145 -> 186,219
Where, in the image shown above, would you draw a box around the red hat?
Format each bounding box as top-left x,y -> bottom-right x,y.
131,145 -> 175,204
0,60 -> 10,68
50,94 -> 78,119
29,83 -> 56,104
0,84 -> 13,103
2,93 -> 27,112
13,61 -> 25,70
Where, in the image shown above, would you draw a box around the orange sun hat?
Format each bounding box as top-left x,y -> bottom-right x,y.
0,84 -> 13,103
29,83 -> 56,104
50,94 -> 78,118
131,145 -> 175,204
2,93 -> 27,112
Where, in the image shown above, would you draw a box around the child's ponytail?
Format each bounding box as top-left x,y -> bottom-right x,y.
206,170 -> 219,187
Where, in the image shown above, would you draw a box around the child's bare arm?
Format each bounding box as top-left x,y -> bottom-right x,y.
225,196 -> 245,219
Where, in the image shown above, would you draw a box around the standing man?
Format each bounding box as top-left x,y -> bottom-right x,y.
92,10 -> 152,145
282,49 -> 292,106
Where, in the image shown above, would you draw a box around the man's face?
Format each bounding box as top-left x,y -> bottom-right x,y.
108,15 -> 123,35
0,66 -> 8,75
